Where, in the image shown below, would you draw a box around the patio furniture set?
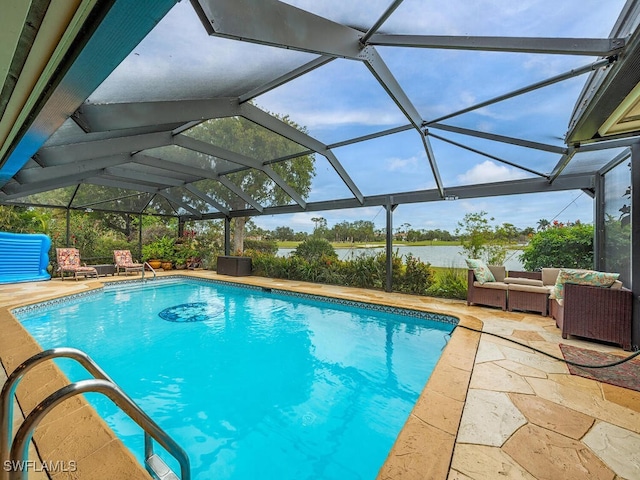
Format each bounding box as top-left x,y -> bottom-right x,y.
467,264 -> 633,351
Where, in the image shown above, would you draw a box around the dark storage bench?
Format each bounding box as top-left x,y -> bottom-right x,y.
216,256 -> 252,276
89,264 -> 116,277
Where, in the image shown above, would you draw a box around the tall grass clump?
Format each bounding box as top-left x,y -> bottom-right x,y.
427,265 -> 468,299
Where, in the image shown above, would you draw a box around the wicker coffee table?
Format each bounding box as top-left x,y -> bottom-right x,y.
89,264 -> 116,277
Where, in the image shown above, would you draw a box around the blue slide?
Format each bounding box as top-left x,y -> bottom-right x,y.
0,232 -> 51,284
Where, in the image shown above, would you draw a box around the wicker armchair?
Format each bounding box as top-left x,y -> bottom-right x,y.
550,282 -> 633,351
467,266 -> 508,310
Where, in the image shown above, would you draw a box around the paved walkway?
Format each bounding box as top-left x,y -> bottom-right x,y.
1,272 -> 638,479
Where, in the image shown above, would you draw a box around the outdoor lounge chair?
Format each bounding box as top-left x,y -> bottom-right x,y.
113,250 -> 144,275
56,248 -> 98,281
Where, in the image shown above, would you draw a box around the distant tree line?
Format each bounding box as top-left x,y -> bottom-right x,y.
249,216 -> 535,245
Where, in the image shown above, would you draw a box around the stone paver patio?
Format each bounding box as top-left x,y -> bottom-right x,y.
0,271 -> 638,479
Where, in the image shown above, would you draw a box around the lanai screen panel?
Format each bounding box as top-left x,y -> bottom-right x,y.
256,58 -> 408,146
333,130 -> 436,196
88,2 -> 320,104
71,185 -> 154,212
6,187 -> 77,208
387,0 -> 627,37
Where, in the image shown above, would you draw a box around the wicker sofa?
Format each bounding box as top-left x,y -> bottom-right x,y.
467,266 -> 551,314
466,265 -> 508,310
550,280 -> 632,351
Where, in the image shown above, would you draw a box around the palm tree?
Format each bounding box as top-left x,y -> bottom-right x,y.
536,219 -> 550,231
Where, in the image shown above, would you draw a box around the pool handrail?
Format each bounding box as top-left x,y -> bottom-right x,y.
142,261 -> 156,280
0,347 -> 189,480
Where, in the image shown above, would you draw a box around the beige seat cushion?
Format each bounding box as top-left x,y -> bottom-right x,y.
504,277 -> 544,287
474,281 -> 508,290
542,268 -> 561,286
507,284 -> 549,294
488,265 -> 506,282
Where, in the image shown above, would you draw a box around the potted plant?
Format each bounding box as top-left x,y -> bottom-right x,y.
142,236 -> 176,269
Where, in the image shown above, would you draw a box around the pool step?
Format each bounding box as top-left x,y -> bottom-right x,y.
146,454 -> 180,480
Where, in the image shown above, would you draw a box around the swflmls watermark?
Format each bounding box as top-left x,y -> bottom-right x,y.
3,460 -> 77,473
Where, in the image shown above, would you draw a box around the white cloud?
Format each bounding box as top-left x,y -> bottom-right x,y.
386,155 -> 420,172
457,160 -> 529,184
288,109 -> 404,129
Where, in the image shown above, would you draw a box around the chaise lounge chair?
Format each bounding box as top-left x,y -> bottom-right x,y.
56,248 -> 98,281
113,250 -> 144,275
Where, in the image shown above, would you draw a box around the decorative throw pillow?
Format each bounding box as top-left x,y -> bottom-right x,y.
466,258 -> 495,284
553,269 -> 620,300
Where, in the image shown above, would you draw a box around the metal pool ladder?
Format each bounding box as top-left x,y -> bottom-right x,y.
0,348 -> 190,480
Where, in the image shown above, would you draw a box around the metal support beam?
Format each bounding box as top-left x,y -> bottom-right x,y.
367,34 -> 625,56
239,103 -> 364,203
217,176 -> 264,212
197,174 -> 594,219
548,147 -> 577,183
430,123 -> 567,154
138,212 -> 143,262
85,177 -> 159,194
75,98 -> 239,132
631,142 -> 640,349
184,184 -> 229,215
385,200 -> 397,292
594,173 -> 605,271
133,154 -> 221,180
103,167 -> 185,187
174,134 -> 306,207
421,130 -> 444,197
578,135 -> 640,151
429,132 -> 548,178
361,0 -> 404,45
14,154 -> 133,184
2,172 -> 91,198
599,148 -> 631,175
192,0 -> 363,58
157,191 -> 202,218
37,131 -> 173,167
65,208 -> 70,248
360,46 -> 423,129
224,216 -> 231,255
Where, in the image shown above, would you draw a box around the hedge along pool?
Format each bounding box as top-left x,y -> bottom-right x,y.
14,277 -> 458,479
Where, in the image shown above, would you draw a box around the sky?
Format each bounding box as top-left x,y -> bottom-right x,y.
90,0 -> 629,234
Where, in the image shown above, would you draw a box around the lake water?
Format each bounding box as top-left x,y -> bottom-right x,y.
277,245 -> 525,270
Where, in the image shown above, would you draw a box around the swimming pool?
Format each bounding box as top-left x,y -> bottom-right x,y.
15,277 -> 457,479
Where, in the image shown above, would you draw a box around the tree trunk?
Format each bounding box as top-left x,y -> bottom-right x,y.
233,217 -> 246,254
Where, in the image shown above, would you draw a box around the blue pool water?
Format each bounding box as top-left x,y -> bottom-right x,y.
16,278 -> 456,479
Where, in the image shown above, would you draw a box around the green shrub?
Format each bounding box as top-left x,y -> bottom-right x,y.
342,253 -> 383,288
293,238 -> 338,262
520,223 -> 594,271
398,254 -> 434,295
251,248 -> 440,297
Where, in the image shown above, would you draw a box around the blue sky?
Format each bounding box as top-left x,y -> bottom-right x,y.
92,0 -> 627,234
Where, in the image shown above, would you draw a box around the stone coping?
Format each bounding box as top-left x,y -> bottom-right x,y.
0,272 -> 482,479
